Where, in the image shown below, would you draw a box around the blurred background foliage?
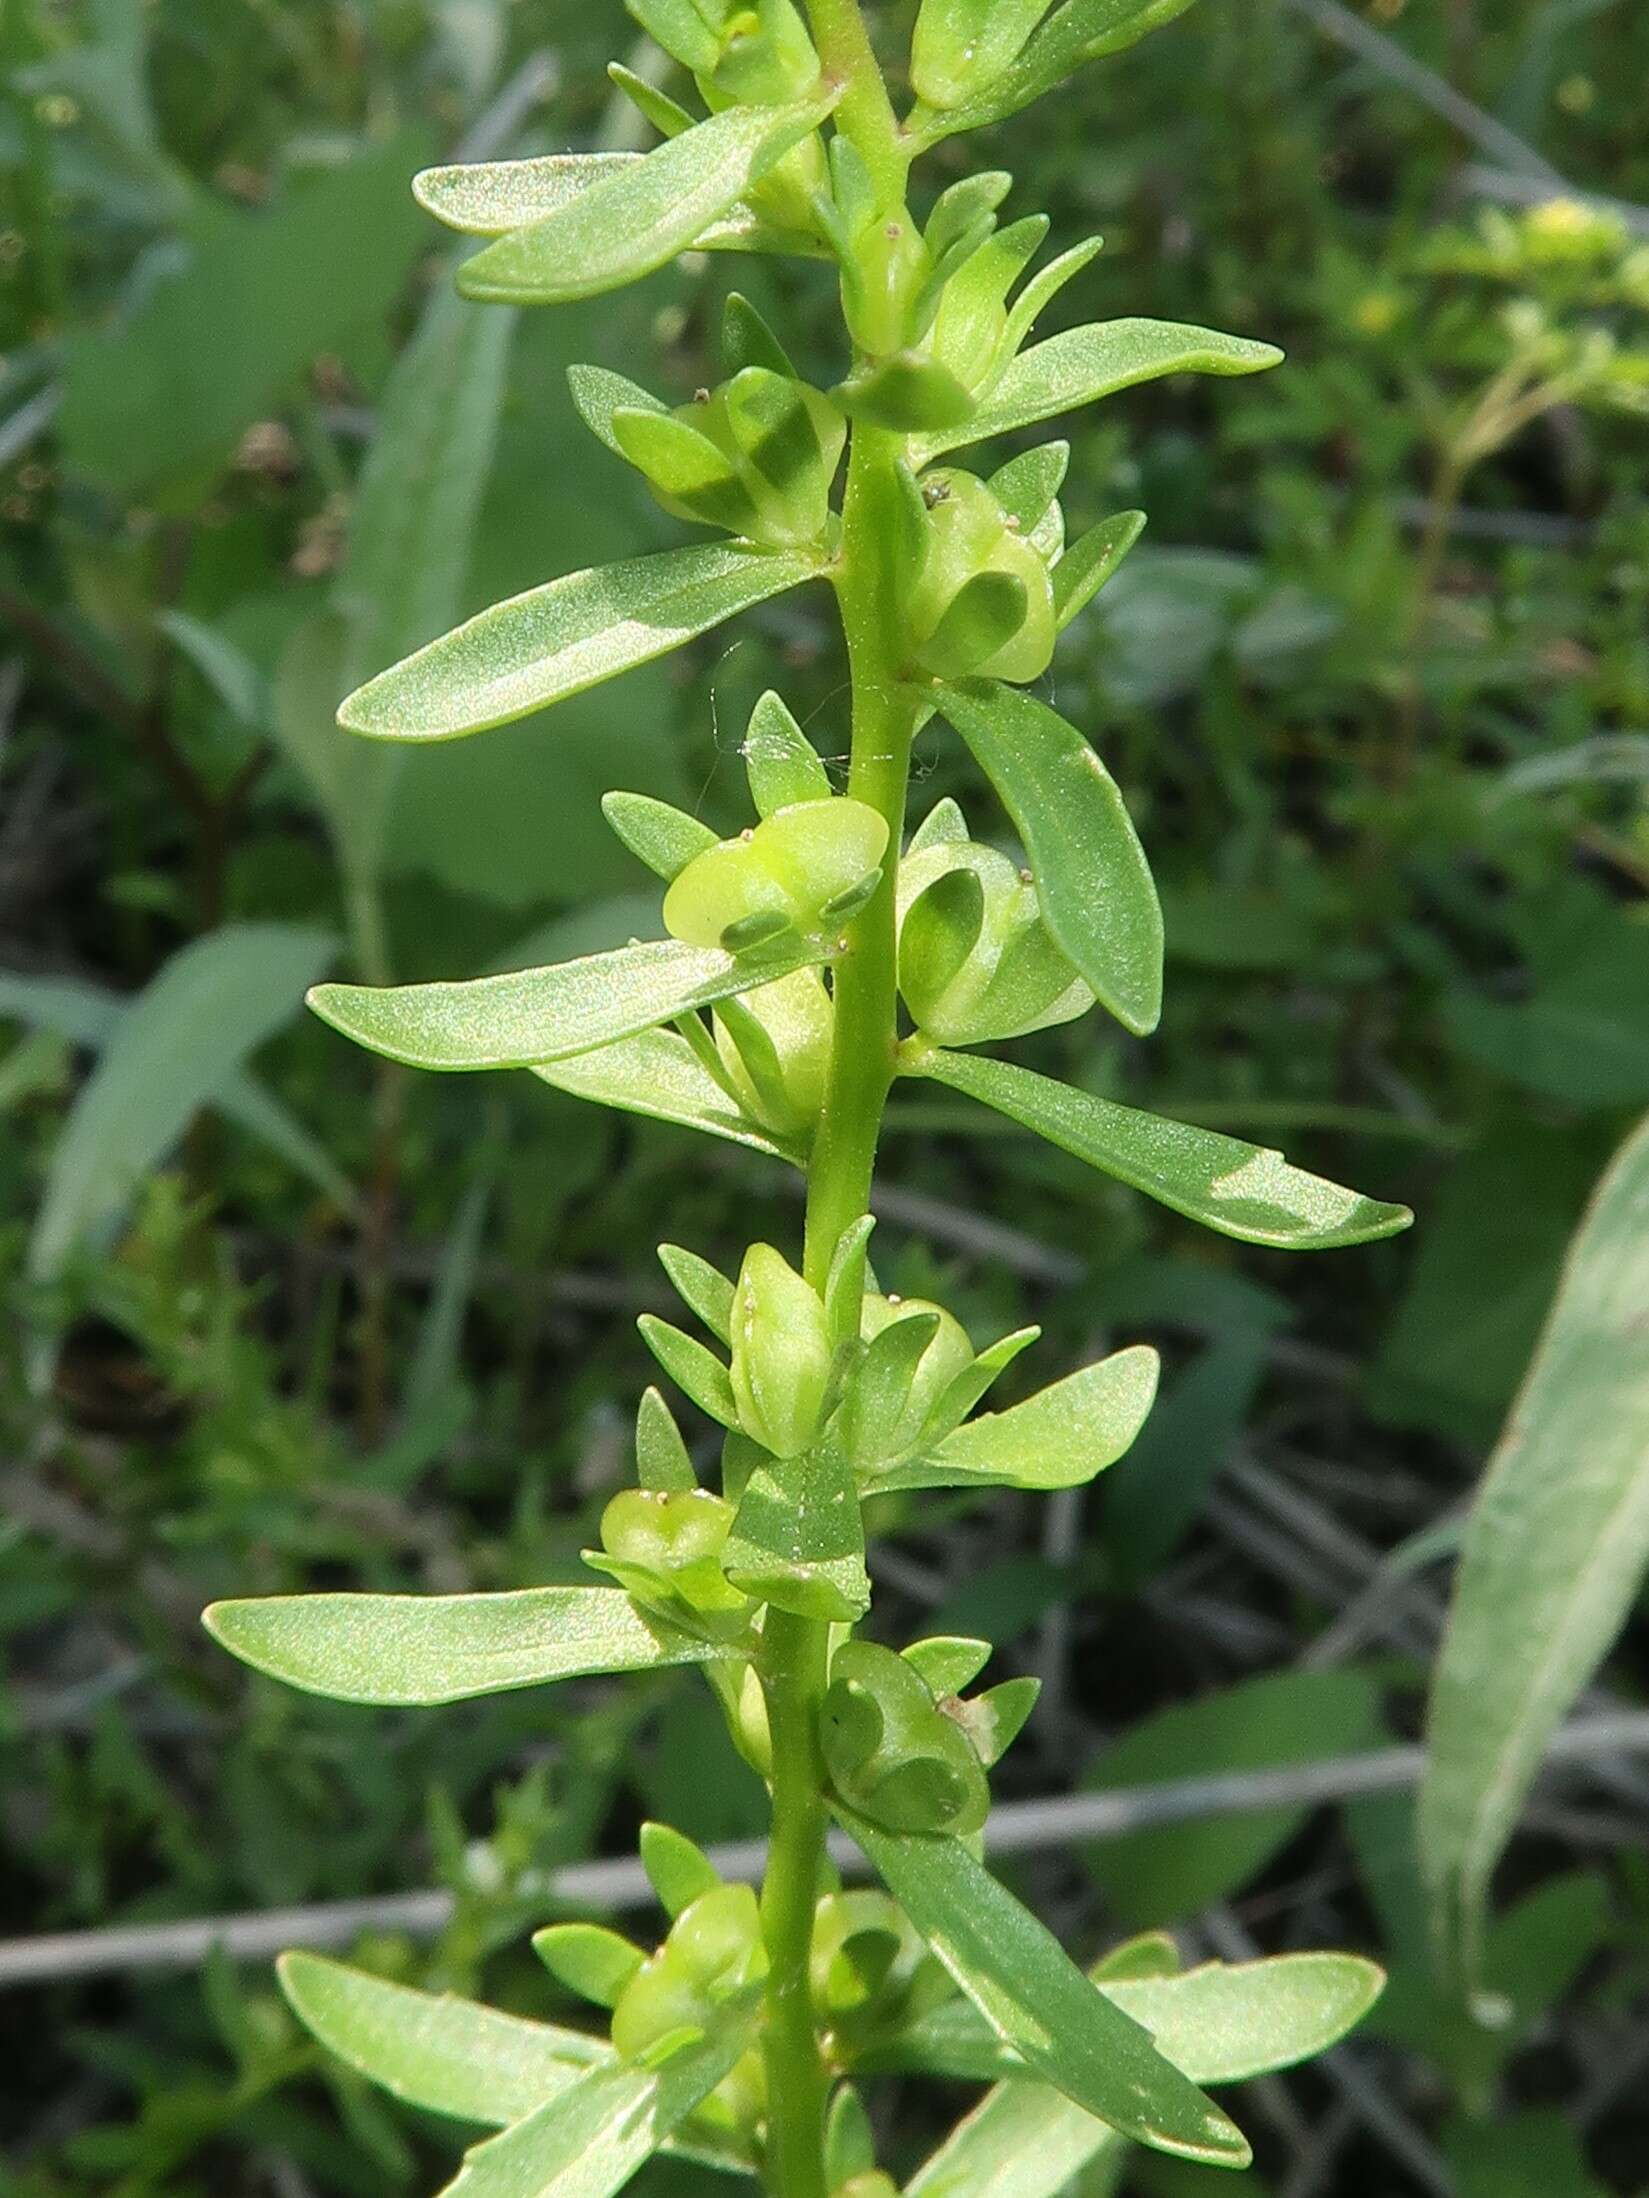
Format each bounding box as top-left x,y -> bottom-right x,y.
2,1 -> 1648,2193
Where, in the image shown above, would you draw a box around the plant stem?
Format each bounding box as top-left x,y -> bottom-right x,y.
756,1607 -> 833,2198
757,416 -> 916,2191
804,0 -> 905,201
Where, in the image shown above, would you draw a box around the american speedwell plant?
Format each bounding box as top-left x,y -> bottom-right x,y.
208,4 -> 1412,2192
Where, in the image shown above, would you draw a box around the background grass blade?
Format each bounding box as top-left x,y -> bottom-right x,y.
1419,1108 -> 1649,1990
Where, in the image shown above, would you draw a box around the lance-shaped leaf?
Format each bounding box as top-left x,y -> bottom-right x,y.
203,1586 -> 732,1706
279,1953 -> 602,2125
337,542 -> 818,743
309,933 -> 827,1073
882,1950 -> 1384,2084
916,1049 -> 1412,1249
452,101 -> 831,305
914,0 -> 1207,143
917,319 -> 1280,463
873,1344 -> 1158,1493
532,1029 -> 801,1165
1420,1108 -> 1649,1990
437,1990 -> 760,2198
902,1954 -> 1382,2198
723,1441 -> 871,1620
420,149 -> 822,258
933,681 -> 1161,1036
840,1816 -> 1249,2168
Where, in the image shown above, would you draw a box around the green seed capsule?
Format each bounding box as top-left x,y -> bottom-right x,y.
713,968 -> 834,1137
860,1290 -> 976,1455
821,1639 -> 991,1837
907,469 -> 1055,683
910,0 -> 1052,110
609,1880 -> 766,2064
729,1242 -> 833,1458
663,799 -> 889,952
596,1488 -> 752,1634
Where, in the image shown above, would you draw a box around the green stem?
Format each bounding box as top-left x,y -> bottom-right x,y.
804,0 -> 906,203
757,1608 -> 833,2198
756,410 -> 915,2192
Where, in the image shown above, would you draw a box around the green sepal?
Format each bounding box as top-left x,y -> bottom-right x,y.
824,1214 -> 878,1342
534,1027 -> 802,1167
744,689 -> 833,816
838,1308 -> 943,1469
1002,235 -> 1107,357
721,1440 -> 871,1620
659,1244 -> 736,1344
922,1324 -> 1040,1444
533,1923 -> 647,2009
607,61 -> 696,140
640,1821 -> 722,1919
825,2083 -> 878,2184
900,867 -> 987,1033
908,795 -> 969,854
988,441 -> 1069,534
836,354 -> 977,433
637,1387 -> 699,1494
602,791 -> 719,882
1054,508 -> 1145,628
626,0 -> 723,73
948,1675 -> 1041,1767
921,571 -> 1031,680
902,1636 -> 993,1696
723,291 -> 797,379
567,364 -> 666,459
723,366 -> 841,503
638,1315 -> 741,1430
613,404 -> 754,532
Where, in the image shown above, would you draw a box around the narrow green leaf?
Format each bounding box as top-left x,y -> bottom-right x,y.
310,933 -> 826,1073
437,1993 -> 759,2198
876,1345 -> 1158,1492
452,102 -> 830,305
920,1049 -> 1413,1249
533,1925 -> 645,2009
843,1817 -> 1249,2167
532,1028 -> 800,1164
278,1953 -> 602,2126
1420,1108 -> 1649,1988
933,680 -> 1162,1036
918,319 -> 1280,462
640,1821 -> 721,1917
1054,508 -> 1146,629
723,1442 -> 871,1620
30,925 -> 335,1288
915,0 -> 1206,143
204,1586 -> 729,1705
338,542 -> 817,744
901,1954 -> 1381,2198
